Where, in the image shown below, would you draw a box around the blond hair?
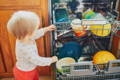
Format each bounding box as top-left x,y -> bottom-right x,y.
7,11 -> 40,40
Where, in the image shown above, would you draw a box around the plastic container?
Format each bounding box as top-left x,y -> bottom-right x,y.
71,19 -> 86,37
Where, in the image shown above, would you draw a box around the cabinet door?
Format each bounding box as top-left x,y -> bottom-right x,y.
0,10 -> 14,74
112,31 -> 120,58
0,0 -> 41,7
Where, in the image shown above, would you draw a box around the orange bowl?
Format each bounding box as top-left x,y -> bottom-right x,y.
93,51 -> 116,64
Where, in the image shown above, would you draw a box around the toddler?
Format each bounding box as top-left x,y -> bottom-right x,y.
7,11 -> 58,80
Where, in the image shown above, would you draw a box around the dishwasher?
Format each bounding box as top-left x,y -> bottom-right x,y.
48,0 -> 120,80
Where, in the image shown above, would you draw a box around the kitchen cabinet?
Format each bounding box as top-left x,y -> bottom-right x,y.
112,31 -> 120,58
0,0 -> 51,78
112,1 -> 120,58
0,0 -> 41,7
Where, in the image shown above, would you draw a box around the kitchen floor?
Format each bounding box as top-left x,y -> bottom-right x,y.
1,76 -> 51,80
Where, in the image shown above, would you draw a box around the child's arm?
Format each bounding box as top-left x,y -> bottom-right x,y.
31,25 -> 56,40
24,49 -> 58,66
27,55 -> 58,66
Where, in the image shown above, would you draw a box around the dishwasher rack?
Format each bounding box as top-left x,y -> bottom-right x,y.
53,21 -> 120,80
56,60 -> 120,80
49,0 -> 120,80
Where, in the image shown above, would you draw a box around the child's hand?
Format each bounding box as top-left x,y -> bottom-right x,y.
45,25 -> 56,32
52,56 -> 58,63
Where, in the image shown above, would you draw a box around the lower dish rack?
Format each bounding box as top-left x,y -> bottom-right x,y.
52,21 -> 120,80
56,60 -> 120,80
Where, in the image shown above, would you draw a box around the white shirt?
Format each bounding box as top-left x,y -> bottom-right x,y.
16,28 -> 52,71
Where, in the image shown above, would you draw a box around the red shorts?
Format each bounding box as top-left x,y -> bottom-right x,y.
13,66 -> 39,80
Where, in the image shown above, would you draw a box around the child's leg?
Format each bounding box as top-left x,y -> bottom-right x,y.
13,66 -> 39,80
13,67 -> 25,80
33,69 -> 39,80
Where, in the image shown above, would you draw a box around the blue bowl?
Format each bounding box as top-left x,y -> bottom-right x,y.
59,41 -> 82,61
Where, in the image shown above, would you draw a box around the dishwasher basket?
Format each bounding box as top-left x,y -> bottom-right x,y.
49,0 -> 120,80
58,60 -> 120,80
53,21 -> 120,80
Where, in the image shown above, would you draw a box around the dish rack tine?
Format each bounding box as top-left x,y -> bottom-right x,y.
112,21 -> 120,34
94,64 -> 101,72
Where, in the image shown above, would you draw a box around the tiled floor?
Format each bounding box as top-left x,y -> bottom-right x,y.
1,76 -> 51,80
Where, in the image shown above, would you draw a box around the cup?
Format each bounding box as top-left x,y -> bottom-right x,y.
71,19 -> 86,37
